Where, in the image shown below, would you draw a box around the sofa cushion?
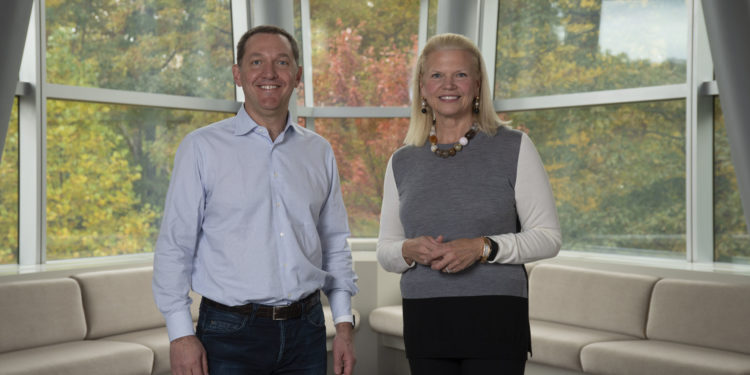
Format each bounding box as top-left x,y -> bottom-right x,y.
72,266 -> 201,339
581,339 -> 750,375
529,264 -> 658,338
369,305 -> 403,338
105,327 -> 171,375
529,319 -> 636,371
0,340 -> 154,375
647,279 -> 750,355
72,267 -> 165,339
0,278 -> 86,353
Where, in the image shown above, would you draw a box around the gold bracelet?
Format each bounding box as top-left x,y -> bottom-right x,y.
480,237 -> 491,263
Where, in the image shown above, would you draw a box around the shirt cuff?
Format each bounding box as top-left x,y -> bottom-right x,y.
333,314 -> 354,325
165,309 -> 196,342
327,289 -> 352,322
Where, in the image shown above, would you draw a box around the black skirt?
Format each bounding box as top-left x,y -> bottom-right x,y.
402,295 -> 530,360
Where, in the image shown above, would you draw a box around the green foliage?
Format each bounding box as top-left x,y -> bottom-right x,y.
511,101 -> 686,255
14,0 -> 745,261
0,99 -> 19,264
496,0 -> 685,98
43,0 -> 235,259
46,0 -> 234,99
492,0 -> 691,256
45,100 -> 231,259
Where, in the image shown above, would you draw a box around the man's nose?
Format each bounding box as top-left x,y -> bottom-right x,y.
261,63 -> 277,78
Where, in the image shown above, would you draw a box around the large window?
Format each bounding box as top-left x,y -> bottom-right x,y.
46,0 -> 234,99
1,98 -> 19,264
495,0 -> 687,98
714,98 -> 750,264
494,0 -> 691,259
6,0 -> 748,270
507,101 -> 686,257
45,100 -> 231,259
301,0 -> 422,235
39,0 -> 235,261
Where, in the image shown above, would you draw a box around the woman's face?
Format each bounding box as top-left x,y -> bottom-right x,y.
420,49 -> 481,121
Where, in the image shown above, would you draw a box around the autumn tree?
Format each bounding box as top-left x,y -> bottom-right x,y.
307,0 -> 420,236
496,0 -> 687,255
43,0 -> 234,258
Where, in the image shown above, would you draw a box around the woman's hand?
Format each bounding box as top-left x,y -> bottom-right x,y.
429,237 -> 484,274
402,235 -> 444,266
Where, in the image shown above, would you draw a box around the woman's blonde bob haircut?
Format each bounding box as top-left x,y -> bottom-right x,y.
404,33 -> 507,147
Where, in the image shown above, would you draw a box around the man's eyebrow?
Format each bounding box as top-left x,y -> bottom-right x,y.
246,52 -> 292,59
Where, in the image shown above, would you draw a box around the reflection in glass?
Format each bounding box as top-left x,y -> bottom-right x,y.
46,100 -> 232,260
46,0 -> 234,100
309,0 -> 419,106
714,98 -> 750,264
495,0 -> 687,99
314,118 -> 408,236
1,98 -> 19,264
505,100 -> 686,256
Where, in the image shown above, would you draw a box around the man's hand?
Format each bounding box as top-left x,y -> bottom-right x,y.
332,322 -> 356,375
170,335 -> 208,375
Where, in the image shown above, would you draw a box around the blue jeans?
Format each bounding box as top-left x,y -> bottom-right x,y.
196,299 -> 327,375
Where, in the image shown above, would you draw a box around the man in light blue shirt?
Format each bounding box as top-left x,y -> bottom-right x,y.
153,25 -> 358,375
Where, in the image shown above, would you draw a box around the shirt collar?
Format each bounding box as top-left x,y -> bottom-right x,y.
233,105 -> 298,138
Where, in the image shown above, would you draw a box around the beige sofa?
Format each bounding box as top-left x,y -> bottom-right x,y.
0,266 -> 358,375
369,263 -> 750,375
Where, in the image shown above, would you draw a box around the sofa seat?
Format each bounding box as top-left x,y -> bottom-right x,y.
0,340 -> 154,375
530,319 -> 637,371
104,327 -> 171,375
369,305 -> 405,350
581,339 -> 750,375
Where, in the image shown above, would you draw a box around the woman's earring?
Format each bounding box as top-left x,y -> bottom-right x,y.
473,97 -> 480,114
421,98 -> 427,114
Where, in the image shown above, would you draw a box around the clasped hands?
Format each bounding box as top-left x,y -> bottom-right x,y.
402,235 -> 484,274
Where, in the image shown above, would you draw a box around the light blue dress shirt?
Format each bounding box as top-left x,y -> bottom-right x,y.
153,107 -> 358,341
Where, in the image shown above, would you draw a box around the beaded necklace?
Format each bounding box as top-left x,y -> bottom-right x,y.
429,121 -> 478,158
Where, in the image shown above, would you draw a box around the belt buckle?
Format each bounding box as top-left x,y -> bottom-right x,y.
272,306 -> 285,320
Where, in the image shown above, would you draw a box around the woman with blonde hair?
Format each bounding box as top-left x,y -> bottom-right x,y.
376,33 -> 561,374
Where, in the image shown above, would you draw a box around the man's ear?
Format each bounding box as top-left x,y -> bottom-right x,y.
295,65 -> 303,87
232,64 -> 242,86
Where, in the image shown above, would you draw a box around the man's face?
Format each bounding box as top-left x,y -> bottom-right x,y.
232,33 -> 301,120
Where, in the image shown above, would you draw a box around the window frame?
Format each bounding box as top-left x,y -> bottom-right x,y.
4,0 -> 747,275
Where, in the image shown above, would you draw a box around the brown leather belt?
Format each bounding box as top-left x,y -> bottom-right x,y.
202,291 -> 320,320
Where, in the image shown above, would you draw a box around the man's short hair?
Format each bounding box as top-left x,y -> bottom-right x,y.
236,25 -> 300,66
